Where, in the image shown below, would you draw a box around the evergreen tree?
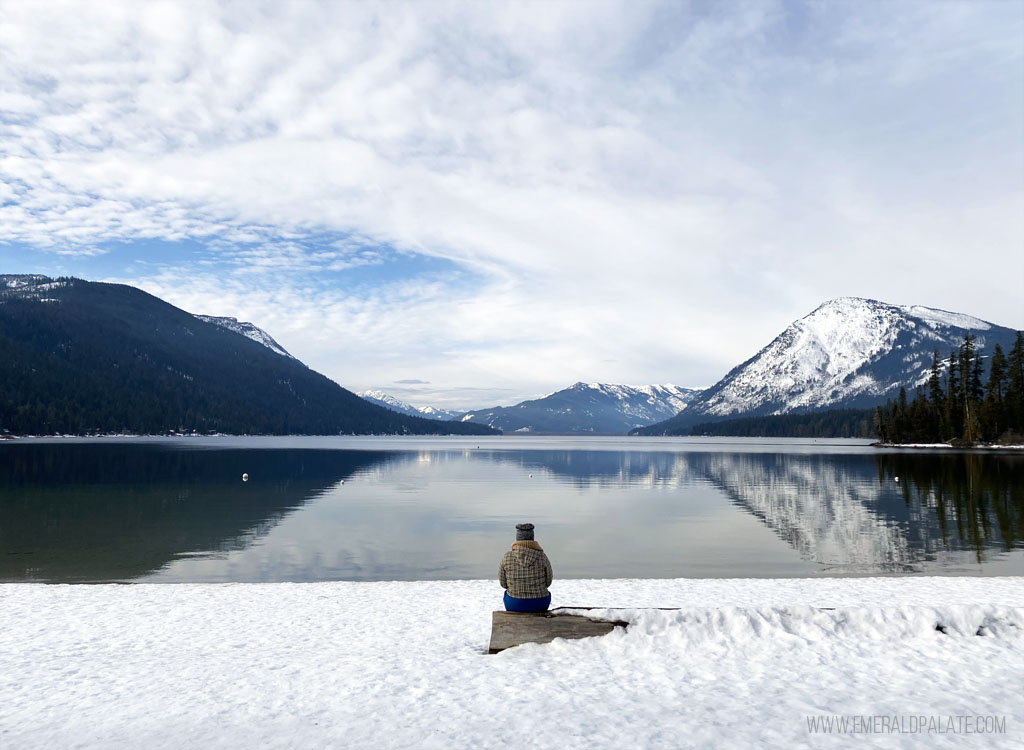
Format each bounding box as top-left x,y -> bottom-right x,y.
874,406 -> 888,443
894,386 -> 909,443
981,344 -> 1007,441
944,349 -> 961,439
959,334 -> 982,442
927,349 -> 944,436
1007,332 -> 1024,433
908,387 -> 930,441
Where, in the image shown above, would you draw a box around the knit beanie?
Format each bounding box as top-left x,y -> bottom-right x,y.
516,523 -> 535,541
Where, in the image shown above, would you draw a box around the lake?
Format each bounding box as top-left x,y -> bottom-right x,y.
1,436 -> 1022,582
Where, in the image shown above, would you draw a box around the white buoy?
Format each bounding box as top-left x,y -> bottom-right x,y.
894,476 -> 899,483
340,480 -> 345,485
529,474 -> 533,478
242,473 -> 249,482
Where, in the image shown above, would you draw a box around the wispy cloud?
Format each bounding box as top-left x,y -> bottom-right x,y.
2,1 -> 1021,407
52,246 -> 108,257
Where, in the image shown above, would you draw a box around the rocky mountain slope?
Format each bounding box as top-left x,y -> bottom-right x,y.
358,390 -> 463,421
194,315 -> 293,359
636,297 -> 1019,435
459,382 -> 703,433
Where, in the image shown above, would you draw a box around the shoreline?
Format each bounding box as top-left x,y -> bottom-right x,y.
872,441 -> 1024,451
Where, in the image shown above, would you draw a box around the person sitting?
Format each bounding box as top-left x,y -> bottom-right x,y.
499,523 -> 553,612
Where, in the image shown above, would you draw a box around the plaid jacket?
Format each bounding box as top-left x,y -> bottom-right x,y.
499,541 -> 553,599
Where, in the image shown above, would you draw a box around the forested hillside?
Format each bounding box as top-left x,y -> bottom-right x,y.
688,409 -> 876,439
874,333 -> 1024,444
0,276 -> 496,436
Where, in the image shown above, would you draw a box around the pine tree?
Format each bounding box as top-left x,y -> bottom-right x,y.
927,349 -> 944,436
908,387 -> 931,441
959,333 -> 982,442
981,344 -> 1007,441
894,386 -> 909,443
1006,332 -> 1024,435
873,406 -> 888,443
944,349 -> 961,440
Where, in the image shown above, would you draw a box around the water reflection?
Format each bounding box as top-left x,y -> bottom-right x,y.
0,443 -> 406,581
474,449 -> 694,488
874,453 -> 1024,562
1,441 -> 1022,581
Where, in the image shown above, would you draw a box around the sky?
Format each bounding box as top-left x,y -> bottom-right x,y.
1,0 -> 1022,410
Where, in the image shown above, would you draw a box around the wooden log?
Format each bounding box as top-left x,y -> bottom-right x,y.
488,610 -> 628,654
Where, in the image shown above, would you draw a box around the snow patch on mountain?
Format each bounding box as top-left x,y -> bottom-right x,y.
460,382 -> 703,433
1,274 -> 52,289
194,315 -> 293,359
577,382 -> 698,418
694,297 -> 1011,419
358,390 -> 463,421
906,306 -> 991,333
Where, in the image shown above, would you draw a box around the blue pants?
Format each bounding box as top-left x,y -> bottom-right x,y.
504,591 -> 551,612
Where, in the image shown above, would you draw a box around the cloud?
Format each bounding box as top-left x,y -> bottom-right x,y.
52,246 -> 108,257
2,1 -> 1022,406
394,379 -> 430,385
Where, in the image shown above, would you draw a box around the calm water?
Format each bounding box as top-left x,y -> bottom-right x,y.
1,436 -> 1022,582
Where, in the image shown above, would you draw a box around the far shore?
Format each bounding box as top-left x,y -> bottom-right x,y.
872,441 -> 1024,452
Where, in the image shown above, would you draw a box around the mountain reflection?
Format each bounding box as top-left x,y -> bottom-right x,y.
476,449 -> 1024,573
0,443 -> 404,581
2,442 -> 1022,582
473,449 -> 694,487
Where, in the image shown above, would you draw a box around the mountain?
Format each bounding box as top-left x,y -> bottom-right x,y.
0,275 -> 496,436
459,382 -> 703,433
195,315 -> 293,358
636,297 -> 1020,435
358,390 -> 464,421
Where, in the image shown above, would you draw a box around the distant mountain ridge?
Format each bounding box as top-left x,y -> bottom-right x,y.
9,279 -> 1013,439
457,382 -> 703,433
636,297 -> 1020,435
358,390 -> 463,421
0,275 -> 496,436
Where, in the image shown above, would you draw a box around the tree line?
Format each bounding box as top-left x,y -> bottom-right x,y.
874,332 -> 1024,445
688,409 -> 875,439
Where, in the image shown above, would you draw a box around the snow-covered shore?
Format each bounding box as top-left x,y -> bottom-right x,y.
2,578 -> 1023,749
872,442 -> 1024,451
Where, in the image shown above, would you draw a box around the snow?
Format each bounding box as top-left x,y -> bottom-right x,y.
701,298 -> 900,415
695,297 -> 1011,420
582,382 -> 699,408
444,383 -> 702,432
2,275 -> 49,289
2,577 -> 1022,749
358,390 -> 462,421
905,305 -> 992,332
194,315 -> 294,359
877,443 -> 1024,451
359,388 -> 421,414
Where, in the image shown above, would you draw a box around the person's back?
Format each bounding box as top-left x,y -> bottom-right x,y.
499,523 -> 553,612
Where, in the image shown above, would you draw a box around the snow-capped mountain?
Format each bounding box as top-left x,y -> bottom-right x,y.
638,297 -> 1019,435
460,382 -> 703,433
358,390 -> 464,421
194,315 -> 293,359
